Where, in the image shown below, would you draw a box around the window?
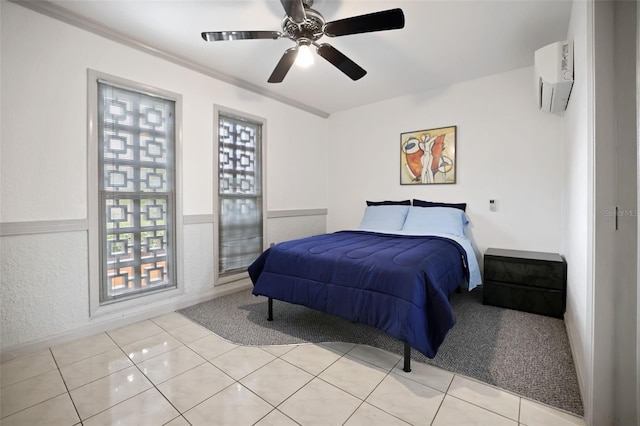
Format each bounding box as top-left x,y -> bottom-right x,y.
217,111 -> 264,277
89,71 -> 182,312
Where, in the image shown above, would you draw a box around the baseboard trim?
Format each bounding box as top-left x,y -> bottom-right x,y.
564,311 -> 587,413
0,279 -> 252,362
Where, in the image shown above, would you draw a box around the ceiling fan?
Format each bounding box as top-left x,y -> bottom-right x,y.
201,0 -> 405,83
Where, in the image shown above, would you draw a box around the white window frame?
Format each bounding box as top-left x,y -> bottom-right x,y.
214,105 -> 267,286
88,70 -> 184,317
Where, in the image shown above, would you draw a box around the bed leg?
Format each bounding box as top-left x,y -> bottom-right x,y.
267,297 -> 273,321
403,342 -> 411,373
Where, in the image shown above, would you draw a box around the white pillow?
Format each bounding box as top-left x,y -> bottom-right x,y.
402,206 -> 469,237
358,205 -> 410,231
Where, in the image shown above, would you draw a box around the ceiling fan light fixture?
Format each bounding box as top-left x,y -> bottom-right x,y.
295,42 -> 314,67
202,1 -> 405,82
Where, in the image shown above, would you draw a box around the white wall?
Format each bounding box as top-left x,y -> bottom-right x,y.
327,67 -> 563,257
0,2 -> 328,351
563,1 -> 639,424
591,1 -> 618,424
561,0 -> 592,420
0,3 -> 328,221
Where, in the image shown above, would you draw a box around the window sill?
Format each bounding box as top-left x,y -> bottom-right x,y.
217,271 -> 249,286
90,285 -> 184,319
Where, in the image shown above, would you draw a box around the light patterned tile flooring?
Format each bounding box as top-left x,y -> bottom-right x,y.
0,313 -> 586,426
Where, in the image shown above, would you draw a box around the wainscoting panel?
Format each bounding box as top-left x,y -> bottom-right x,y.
267,211 -> 327,246
0,208 -> 327,356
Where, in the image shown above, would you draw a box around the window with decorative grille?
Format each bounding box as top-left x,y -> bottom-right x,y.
97,82 -> 177,303
218,112 -> 264,276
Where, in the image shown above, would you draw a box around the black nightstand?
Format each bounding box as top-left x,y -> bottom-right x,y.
482,248 -> 567,318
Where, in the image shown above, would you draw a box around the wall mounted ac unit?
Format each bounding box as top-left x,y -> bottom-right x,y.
534,40 -> 574,114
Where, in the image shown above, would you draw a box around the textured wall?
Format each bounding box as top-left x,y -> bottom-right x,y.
1,232 -> 89,348
183,223 -> 216,296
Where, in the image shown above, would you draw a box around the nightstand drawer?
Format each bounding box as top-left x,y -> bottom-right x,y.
483,281 -> 565,318
483,248 -> 567,318
484,258 -> 565,290
484,251 -> 566,291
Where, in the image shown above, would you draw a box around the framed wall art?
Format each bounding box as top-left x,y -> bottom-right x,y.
400,125 -> 456,185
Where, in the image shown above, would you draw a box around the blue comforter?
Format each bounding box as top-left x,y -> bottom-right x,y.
248,231 -> 468,358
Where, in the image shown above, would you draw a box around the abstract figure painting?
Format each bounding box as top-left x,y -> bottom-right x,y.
400,126 -> 456,185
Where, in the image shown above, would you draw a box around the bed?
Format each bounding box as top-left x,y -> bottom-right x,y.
248,200 -> 482,371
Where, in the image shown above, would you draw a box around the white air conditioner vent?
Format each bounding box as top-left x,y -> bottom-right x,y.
534,40 -> 574,114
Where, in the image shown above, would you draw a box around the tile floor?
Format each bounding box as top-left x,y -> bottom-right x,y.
0,312 -> 586,426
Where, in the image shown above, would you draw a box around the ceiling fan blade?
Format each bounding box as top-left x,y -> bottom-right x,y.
316,43 -> 366,81
324,8 -> 405,37
268,47 -> 298,83
201,31 -> 281,42
280,0 -> 306,24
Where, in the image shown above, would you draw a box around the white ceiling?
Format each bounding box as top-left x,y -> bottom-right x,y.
19,0 -> 573,116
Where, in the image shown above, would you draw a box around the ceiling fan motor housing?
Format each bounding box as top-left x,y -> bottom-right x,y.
282,8 -> 325,43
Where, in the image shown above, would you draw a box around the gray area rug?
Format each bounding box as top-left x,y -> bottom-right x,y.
179,287 -> 583,416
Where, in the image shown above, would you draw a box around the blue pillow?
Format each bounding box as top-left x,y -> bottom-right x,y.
358,205 -> 410,231
402,206 -> 469,237
413,199 -> 467,212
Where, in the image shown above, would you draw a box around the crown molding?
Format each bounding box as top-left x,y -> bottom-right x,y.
8,0 -> 330,119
